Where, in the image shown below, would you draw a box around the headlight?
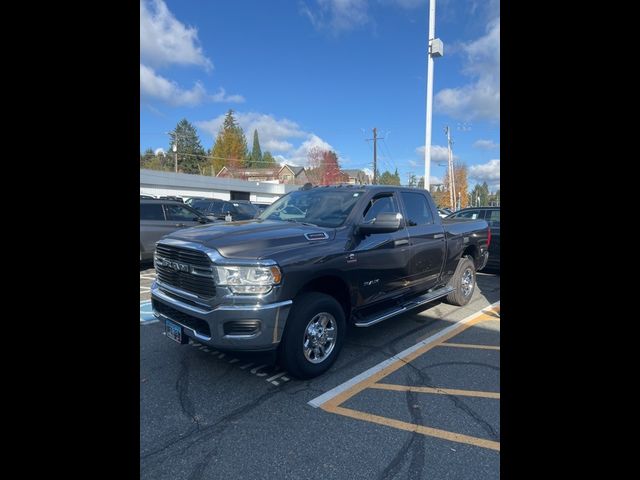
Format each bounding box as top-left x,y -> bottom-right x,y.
214,265 -> 282,294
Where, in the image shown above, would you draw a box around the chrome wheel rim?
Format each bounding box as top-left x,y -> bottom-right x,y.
461,267 -> 474,297
303,312 -> 337,364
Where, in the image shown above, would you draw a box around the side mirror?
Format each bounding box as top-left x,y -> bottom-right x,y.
358,212 -> 403,234
196,217 -> 209,224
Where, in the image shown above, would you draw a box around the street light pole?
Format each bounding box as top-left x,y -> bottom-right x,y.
173,142 -> 178,173
423,0 -> 442,193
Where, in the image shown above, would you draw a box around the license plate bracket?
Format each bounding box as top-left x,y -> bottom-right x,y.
165,319 -> 188,344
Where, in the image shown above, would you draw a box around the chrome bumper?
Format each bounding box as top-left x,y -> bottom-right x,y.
151,282 -> 293,351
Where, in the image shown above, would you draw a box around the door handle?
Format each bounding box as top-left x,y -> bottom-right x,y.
433,234 -> 444,239
175,223 -> 186,227
394,239 -> 409,247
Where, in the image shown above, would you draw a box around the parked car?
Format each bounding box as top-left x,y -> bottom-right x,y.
158,196 -> 184,203
446,207 -> 499,270
191,198 -> 259,221
184,196 -> 208,206
140,194 -> 155,199
151,185 -> 490,379
437,208 -> 451,218
253,202 -> 271,214
140,200 -> 213,263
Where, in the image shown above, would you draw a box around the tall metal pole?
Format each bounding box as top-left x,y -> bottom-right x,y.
373,127 -> 378,185
423,0 -> 437,192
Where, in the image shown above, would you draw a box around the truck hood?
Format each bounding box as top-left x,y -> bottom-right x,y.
163,219 -> 335,259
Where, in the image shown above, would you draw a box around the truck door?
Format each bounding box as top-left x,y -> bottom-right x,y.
352,192 -> 411,305
399,191 -> 446,292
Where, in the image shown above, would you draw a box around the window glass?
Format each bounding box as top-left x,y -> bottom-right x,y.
455,210 -> 481,219
363,195 -> 398,222
259,189 -> 364,228
165,204 -> 199,221
140,203 -> 164,221
401,192 -> 433,226
485,209 -> 500,227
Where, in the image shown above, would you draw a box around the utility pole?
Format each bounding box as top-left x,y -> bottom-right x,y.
424,0 -> 443,193
373,128 -> 377,184
366,128 -> 384,184
445,126 -> 456,211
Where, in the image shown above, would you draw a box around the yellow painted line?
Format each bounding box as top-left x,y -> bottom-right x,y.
323,405 -> 500,451
321,307 -> 499,411
439,342 -> 500,350
369,383 -> 500,399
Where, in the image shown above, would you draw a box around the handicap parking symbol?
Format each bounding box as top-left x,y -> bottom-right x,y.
140,301 -> 157,325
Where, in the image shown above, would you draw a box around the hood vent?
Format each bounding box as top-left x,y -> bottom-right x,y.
304,232 -> 329,241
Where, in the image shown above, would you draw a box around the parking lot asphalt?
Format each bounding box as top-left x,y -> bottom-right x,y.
140,269 -> 500,480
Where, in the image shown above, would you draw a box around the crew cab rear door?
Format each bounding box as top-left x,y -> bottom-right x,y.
398,191 -> 446,291
353,191 -> 412,305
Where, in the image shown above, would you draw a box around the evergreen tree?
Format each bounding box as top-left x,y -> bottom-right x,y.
250,129 -> 263,168
262,151 -> 277,167
378,170 -> 401,186
210,110 -> 249,174
168,119 -> 207,174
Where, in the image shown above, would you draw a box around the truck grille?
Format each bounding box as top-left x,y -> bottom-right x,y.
155,244 -> 216,298
152,299 -> 211,338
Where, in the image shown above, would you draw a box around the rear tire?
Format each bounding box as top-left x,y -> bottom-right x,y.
279,292 -> 346,379
445,256 -> 476,306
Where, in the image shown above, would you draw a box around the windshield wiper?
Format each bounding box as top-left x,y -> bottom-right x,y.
285,219 -> 318,227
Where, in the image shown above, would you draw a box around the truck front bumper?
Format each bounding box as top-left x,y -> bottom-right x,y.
151,282 -> 292,351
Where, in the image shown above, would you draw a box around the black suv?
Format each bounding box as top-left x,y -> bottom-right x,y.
191,199 -> 259,221
446,207 -> 499,270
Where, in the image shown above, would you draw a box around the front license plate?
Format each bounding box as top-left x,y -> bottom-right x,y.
165,319 -> 185,344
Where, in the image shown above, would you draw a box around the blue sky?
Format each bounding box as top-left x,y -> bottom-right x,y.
140,0 -> 500,190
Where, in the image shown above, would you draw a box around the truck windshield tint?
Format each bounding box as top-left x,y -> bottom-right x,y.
259,189 -> 363,228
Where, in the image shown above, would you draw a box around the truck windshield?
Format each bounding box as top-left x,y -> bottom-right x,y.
259,189 -> 363,228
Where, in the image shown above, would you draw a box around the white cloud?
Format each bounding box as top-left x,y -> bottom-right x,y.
415,144 -> 459,164
210,87 -> 245,104
473,139 -> 499,149
140,0 -> 212,71
154,147 -> 165,155
289,134 -> 335,165
301,0 -> 372,33
435,17 -> 500,121
408,160 -> 417,167
141,65 -> 244,106
197,112 -> 308,153
469,159 -> 500,188
196,112 -> 335,165
430,176 -> 443,185
140,64 -> 208,106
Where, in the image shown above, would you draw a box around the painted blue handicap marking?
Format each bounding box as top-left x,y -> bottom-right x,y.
140,300 -> 157,325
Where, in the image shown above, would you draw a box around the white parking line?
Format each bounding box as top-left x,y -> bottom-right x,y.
308,301 -> 500,408
266,371 -> 287,383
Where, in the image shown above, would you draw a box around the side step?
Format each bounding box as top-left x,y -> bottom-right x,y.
354,286 -> 454,327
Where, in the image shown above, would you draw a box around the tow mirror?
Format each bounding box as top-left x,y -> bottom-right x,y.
358,212 -> 403,234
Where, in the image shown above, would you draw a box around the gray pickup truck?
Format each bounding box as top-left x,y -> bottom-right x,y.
151,185 -> 490,378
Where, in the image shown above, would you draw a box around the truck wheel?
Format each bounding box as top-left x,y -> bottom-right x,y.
445,256 -> 476,306
279,292 -> 345,379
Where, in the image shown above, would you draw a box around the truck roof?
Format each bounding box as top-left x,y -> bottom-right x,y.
304,184 -> 425,192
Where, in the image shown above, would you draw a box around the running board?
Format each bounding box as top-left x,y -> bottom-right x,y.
354,286 -> 454,327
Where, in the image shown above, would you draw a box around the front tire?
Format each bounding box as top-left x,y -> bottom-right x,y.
445,255 -> 476,306
279,292 -> 346,379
